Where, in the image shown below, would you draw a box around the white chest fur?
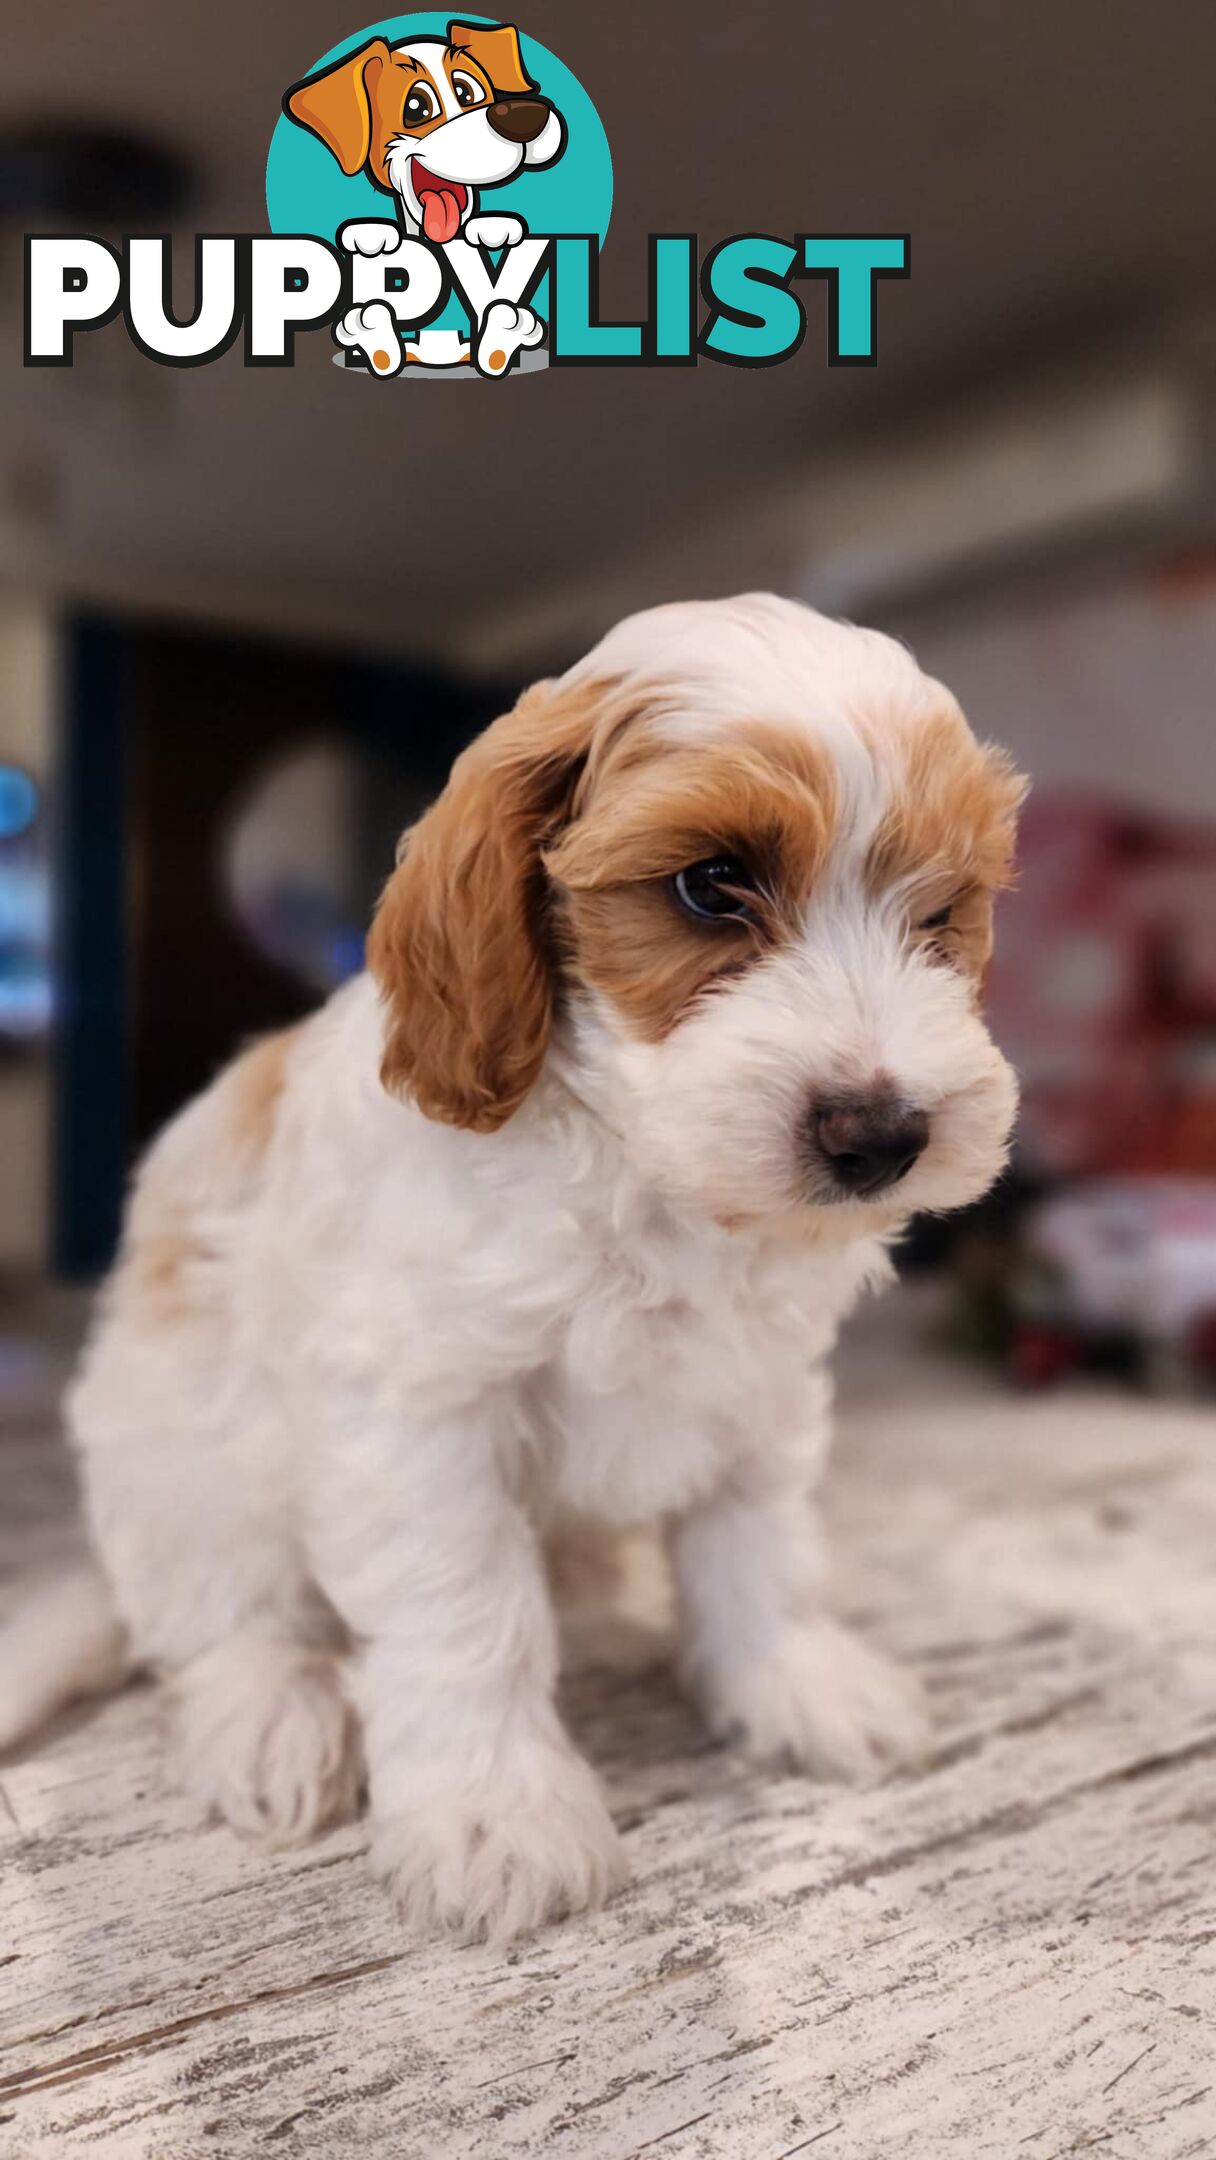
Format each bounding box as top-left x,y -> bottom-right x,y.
265,987 -> 895,1529
535,1206 -> 887,1524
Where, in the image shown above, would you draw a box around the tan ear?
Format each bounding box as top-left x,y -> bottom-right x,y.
368,682 -> 612,1132
448,19 -> 536,97
284,38 -> 391,176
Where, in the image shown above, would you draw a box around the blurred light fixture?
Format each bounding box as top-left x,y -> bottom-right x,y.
0,118 -> 193,225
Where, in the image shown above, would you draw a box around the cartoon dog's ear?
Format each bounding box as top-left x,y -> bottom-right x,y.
368,681 -> 622,1132
448,19 -> 536,98
284,38 -> 392,175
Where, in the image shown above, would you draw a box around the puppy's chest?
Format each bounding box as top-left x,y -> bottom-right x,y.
536,1232 -> 845,1524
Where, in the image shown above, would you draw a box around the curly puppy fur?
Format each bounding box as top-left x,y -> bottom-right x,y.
2,595 -> 1025,1943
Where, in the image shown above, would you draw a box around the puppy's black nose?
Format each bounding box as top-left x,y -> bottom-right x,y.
813,1100 -> 929,1198
487,96 -> 552,144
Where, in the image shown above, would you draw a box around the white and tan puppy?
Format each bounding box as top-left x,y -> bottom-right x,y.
0,596 -> 1025,1943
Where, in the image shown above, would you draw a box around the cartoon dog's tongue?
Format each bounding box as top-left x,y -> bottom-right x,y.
422,189 -> 461,243
412,163 -> 467,245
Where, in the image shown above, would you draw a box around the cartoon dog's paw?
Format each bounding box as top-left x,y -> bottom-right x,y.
335,302 -> 403,377
475,299 -> 544,377
338,219 -> 402,257
464,213 -> 527,251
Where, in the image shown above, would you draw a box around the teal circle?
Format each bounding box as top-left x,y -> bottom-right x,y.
266,13 -> 611,336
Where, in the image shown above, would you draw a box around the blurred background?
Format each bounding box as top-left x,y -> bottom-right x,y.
2,0 -> 1215,1391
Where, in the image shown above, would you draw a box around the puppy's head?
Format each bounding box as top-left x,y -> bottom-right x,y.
370,594 -> 1026,1232
285,21 -> 565,242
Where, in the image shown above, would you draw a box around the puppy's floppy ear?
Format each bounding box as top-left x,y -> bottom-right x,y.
368,682 -> 609,1133
284,38 -> 392,175
448,19 -> 536,97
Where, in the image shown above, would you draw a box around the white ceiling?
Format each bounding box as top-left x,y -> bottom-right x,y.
2,0 -> 1214,669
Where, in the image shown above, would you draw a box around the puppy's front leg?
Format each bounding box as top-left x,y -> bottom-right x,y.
312,1399 -> 624,1943
672,1462 -> 928,1784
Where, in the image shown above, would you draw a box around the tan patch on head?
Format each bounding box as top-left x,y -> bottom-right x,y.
285,39 -> 393,178
368,678 -> 643,1130
286,42 -> 461,189
288,26 -> 536,192
867,706 -> 1027,980
448,21 -> 536,98
547,718 -> 839,1042
368,683 -> 841,1116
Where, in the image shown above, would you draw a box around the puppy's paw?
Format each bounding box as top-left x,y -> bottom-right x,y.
693,1617 -> 929,1784
338,219 -> 403,257
373,1742 -> 626,1943
464,212 -> 527,250
475,299 -> 544,377
335,302 -> 403,376
176,1640 -> 364,1847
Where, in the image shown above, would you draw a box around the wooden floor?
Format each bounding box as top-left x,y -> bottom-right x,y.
2,1290 -> 1216,2159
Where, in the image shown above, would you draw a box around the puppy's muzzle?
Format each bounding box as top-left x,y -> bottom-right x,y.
812,1099 -> 929,1199
487,96 -> 553,145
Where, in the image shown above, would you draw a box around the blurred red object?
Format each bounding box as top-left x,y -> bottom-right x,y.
986,792 -> 1216,1177
1009,1320 -> 1081,1389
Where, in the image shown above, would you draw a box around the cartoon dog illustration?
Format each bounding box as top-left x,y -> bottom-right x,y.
284,20 -> 565,376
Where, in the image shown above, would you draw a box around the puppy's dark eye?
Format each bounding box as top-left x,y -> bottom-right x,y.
917,902 -> 953,933
451,71 -> 484,109
404,85 -> 438,124
672,857 -> 756,922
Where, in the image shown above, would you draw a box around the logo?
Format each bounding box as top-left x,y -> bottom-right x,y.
24,14 -> 909,378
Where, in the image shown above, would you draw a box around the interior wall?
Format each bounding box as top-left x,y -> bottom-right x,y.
893,553 -> 1216,823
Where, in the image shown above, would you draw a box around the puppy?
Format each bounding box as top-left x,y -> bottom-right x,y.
285,19 -> 563,375
0,596 -> 1025,1943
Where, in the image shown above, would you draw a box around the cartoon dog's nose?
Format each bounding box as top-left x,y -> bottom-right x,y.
487,96 -> 552,145
813,1100 -> 929,1198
